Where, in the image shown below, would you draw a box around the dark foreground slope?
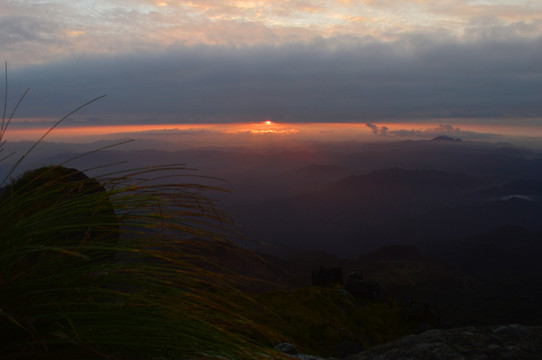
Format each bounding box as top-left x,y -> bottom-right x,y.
179,239 -> 542,358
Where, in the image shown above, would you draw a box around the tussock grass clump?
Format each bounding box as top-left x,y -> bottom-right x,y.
0,71 -> 279,359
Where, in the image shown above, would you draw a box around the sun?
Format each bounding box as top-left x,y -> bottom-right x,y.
265,120 -> 272,125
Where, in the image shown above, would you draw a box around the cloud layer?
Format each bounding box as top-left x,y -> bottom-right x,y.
2,0 -> 542,65
1,1 -> 541,126
6,33 -> 541,125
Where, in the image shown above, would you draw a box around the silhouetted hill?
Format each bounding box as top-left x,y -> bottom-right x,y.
231,168 -> 486,256
287,164 -> 351,186
417,225 -> 542,325
358,244 -> 427,262
338,140 -> 542,180
481,178 -> 542,199
412,196 -> 542,242
337,168 -> 479,191
431,135 -> 462,142
419,225 -> 542,280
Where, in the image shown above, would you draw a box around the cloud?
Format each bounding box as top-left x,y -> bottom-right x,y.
464,16 -> 542,40
0,16 -> 60,45
366,123 -> 499,140
1,0 -> 541,66
366,122 -> 389,135
116,128 -> 217,137
390,124 -> 463,137
366,122 -> 379,135
7,31 -> 541,126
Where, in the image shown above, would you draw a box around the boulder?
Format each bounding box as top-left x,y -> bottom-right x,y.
347,325 -> 542,360
274,342 -> 338,360
274,342 -> 298,355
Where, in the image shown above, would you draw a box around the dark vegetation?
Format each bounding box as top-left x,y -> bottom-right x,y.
0,162 -> 278,359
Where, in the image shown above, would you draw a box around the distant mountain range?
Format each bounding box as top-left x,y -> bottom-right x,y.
4,137 -> 542,258
4,136 -> 542,342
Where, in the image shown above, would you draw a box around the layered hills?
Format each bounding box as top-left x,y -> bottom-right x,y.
3,137 -> 542,358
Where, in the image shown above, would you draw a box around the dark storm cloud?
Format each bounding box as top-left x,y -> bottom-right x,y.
366,122 -> 379,134
7,33 -> 542,125
366,122 -> 389,136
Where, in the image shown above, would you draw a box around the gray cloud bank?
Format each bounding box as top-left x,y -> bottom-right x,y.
365,122 -> 499,140
7,33 -> 542,126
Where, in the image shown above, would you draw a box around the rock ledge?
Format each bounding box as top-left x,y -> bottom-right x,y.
348,324 -> 542,360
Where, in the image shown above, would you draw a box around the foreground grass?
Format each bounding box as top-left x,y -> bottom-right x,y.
0,163 -> 286,359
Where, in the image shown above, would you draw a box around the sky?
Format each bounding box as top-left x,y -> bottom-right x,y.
1,0 -> 542,142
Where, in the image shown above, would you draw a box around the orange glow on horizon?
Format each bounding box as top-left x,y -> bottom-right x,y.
5,122 -> 303,141
5,121 -> 542,144
225,120 -> 299,135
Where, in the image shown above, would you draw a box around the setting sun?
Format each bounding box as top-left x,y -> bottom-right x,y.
265,120 -> 272,125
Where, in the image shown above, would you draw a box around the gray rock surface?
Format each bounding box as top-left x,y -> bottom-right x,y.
274,343 -> 299,355
347,324 -> 542,360
274,342 -> 337,360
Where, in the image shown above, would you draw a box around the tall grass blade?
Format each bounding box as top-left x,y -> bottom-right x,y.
1,94 -> 107,187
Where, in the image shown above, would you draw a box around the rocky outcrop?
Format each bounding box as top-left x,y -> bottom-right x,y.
348,324 -> 542,360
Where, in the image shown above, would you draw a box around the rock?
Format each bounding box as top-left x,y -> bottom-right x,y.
312,266 -> 343,286
347,325 -> 542,360
274,342 -> 298,355
273,343 -> 298,355
296,355 -> 337,360
274,342 -> 338,360
492,324 -> 532,338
